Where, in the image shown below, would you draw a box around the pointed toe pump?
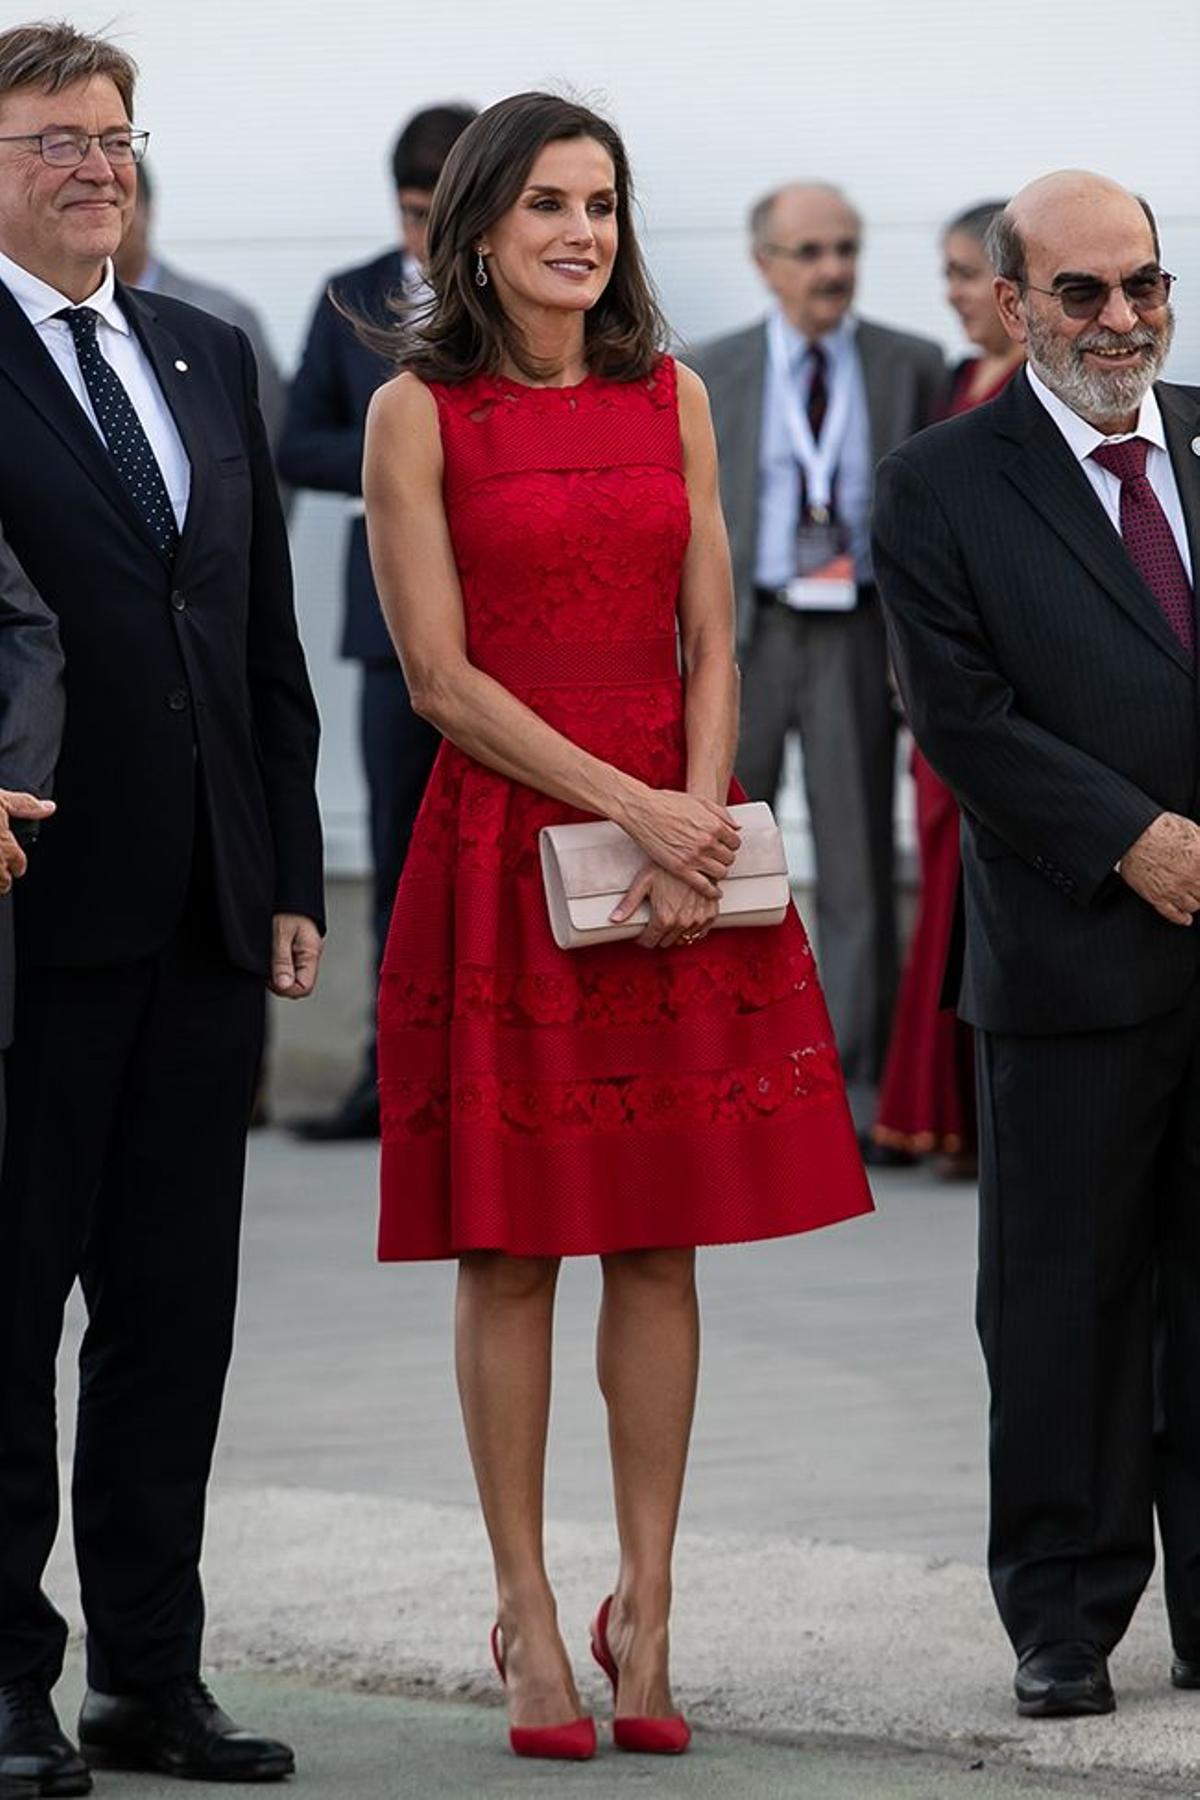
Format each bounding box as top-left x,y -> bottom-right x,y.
590,1595 -> 692,1755
490,1625 -> 597,1761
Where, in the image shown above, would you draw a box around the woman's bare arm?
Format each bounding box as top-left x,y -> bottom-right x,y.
363,373 -> 738,893
609,363 -> 742,948
676,362 -> 740,805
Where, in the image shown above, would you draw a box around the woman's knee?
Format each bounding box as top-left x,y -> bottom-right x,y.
601,1245 -> 696,1298
459,1250 -> 561,1304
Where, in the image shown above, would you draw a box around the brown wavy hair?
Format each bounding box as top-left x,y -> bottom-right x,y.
357,91 -> 668,384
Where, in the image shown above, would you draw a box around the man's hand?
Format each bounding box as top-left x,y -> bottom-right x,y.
269,913 -> 323,998
0,790 -> 55,894
1118,813 -> 1200,926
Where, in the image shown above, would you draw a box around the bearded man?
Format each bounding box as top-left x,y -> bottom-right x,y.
873,171 -> 1200,1719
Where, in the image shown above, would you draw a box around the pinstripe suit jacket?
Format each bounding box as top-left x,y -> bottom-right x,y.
873,367 -> 1200,1035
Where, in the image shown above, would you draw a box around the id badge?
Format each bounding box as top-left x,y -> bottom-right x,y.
783,517 -> 858,612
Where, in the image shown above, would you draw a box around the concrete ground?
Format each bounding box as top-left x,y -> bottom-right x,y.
35,881 -> 1200,1796
43,1659 -> 1189,1800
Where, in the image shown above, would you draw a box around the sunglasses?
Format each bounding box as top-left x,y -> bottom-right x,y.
1022,268 -> 1174,322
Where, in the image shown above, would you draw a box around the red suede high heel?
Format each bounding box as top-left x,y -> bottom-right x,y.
589,1595 -> 692,1754
490,1624 -> 597,1761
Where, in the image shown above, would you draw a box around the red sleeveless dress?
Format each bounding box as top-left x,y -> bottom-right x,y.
377,357 -> 872,1259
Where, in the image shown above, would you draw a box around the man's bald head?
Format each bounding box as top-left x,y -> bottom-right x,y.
986,171 -> 1159,289
748,182 -> 862,249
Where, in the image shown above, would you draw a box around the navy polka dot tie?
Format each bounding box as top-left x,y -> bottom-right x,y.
1091,437 -> 1194,659
59,306 -> 180,559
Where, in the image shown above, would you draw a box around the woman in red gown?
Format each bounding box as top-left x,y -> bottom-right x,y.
363,93 -> 871,1759
873,202 -> 1024,1178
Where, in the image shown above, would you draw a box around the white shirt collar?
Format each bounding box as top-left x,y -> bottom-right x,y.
1025,361 -> 1166,460
772,306 -> 857,369
0,248 -> 128,334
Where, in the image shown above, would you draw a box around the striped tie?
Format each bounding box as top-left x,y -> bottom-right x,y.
1091,437 -> 1194,659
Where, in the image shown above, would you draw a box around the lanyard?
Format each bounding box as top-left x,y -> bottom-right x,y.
766,310 -> 854,521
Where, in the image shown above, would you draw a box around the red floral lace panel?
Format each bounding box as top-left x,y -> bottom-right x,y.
380,1042 -> 845,1143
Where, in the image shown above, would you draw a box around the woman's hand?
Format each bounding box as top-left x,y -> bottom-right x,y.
620,787 -> 740,897
610,863 -> 721,949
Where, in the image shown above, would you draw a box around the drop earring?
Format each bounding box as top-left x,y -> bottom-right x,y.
475,251 -> 488,288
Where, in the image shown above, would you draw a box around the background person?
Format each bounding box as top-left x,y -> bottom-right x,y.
0,520 -> 61,1166
687,183 -> 945,1142
282,101 -> 476,1143
872,199 -> 1022,1178
363,92 -> 872,1760
0,23 -> 323,1791
114,161 -> 290,485
874,170 -> 1200,1720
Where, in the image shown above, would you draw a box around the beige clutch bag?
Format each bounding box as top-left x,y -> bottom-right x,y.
538,801 -> 790,950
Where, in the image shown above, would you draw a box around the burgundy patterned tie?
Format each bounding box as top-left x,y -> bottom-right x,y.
799,341 -> 830,522
806,340 -> 829,440
1090,438 -> 1194,658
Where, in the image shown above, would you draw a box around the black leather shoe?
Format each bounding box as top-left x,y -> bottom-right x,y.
1014,1642 -> 1115,1717
78,1677 -> 294,1783
288,1072 -> 379,1142
1171,1653 -> 1200,1688
0,1679 -> 91,1796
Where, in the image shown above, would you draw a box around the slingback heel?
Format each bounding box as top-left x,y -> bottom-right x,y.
589,1595 -> 692,1755
490,1624 -> 597,1761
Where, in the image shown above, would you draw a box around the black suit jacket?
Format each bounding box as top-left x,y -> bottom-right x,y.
0,278 -> 323,976
873,368 -> 1200,1035
0,523 -> 63,1044
278,248 -> 406,663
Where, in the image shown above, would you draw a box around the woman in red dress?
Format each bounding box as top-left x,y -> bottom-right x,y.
363,93 -> 871,1759
873,202 -> 1024,1178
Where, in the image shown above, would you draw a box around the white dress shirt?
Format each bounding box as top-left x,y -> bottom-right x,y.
1025,362 -> 1191,581
755,310 -> 874,590
0,248 -> 190,530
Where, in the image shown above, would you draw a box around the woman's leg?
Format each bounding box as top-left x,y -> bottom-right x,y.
597,1246 -> 700,1715
455,1250 -> 582,1727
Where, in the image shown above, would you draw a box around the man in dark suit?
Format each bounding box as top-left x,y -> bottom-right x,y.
0,524 -> 62,1162
280,101 -> 474,1141
688,183 -> 945,1136
874,169 -> 1200,1719
0,23 -> 323,1793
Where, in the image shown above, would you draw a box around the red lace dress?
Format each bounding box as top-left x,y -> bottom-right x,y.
377,356 -> 872,1259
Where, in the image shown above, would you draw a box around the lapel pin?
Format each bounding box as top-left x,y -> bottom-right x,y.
1191,435 -> 1200,456
174,358 -> 189,373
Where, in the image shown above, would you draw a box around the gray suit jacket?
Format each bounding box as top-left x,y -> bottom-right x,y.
0,522 -> 64,1047
144,261 -> 291,509
686,316 -> 946,647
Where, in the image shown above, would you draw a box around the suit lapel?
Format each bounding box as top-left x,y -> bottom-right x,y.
0,279 -> 157,547
1156,382 -> 1200,594
730,324 -> 766,554
994,372 -> 1194,677
118,284 -> 206,571
855,319 -> 898,467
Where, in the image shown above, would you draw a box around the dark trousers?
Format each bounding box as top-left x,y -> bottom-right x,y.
976,977 -> 1200,1655
737,586 -> 898,1126
358,660 -> 439,1073
0,890 -> 264,1691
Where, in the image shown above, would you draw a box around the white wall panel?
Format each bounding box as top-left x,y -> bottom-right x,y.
41,0 -> 1200,869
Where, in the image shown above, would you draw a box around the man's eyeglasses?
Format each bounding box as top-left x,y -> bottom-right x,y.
762,238 -> 859,264
1022,268 -> 1174,321
0,128 -> 149,168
